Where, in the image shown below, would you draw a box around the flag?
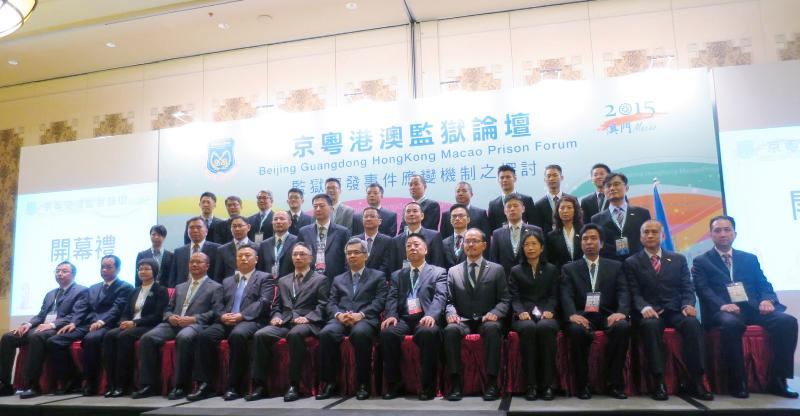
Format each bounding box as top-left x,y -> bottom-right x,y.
653,181 -> 674,251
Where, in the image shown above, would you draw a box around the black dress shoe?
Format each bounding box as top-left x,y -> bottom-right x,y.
168,387 -> 187,400
284,384 -> 300,402
187,383 -> 213,401
221,388 -> 239,401
82,384 -> 96,397
356,383 -> 370,400
730,381 -> 749,399
315,382 -> 337,400
651,383 -> 668,401
245,385 -> 268,402
609,386 -> 627,399
524,385 -> 537,401
769,378 -> 799,399
576,386 -> 591,400
382,382 -> 404,400
689,381 -> 713,401
540,387 -> 555,401
19,387 -> 41,399
54,380 -> 79,395
418,388 -> 435,401
483,383 -> 500,401
0,382 -> 15,396
109,388 -> 126,398
446,377 -> 463,402
104,385 -> 116,398
132,385 -> 155,399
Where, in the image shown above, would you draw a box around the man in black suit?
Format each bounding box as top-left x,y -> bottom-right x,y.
590,172 -> 651,262
326,178 -> 356,232
135,225 -> 174,287
352,183 -> 398,237
287,188 -> 314,236
580,163 -> 610,225
534,164 -> 574,233
693,215 -> 798,399
624,220 -> 712,401
169,216 -> 221,286
440,182 -> 490,239
316,238 -> 387,400
134,252 -> 224,400
248,190 -> 274,244
487,164 -> 539,231
444,228 -> 510,401
490,193 -> 544,276
560,224 -> 630,400
298,193 -> 351,281
381,234 -> 448,400
400,175 -> 440,231
184,192 -> 225,245
443,204 -> 469,269
189,244 -> 275,401
0,262 -> 88,398
392,202 -> 446,270
247,243 -> 330,402
210,196 -> 245,244
80,255 -> 134,396
355,206 -> 394,277
214,215 -> 254,279
257,210 -> 298,277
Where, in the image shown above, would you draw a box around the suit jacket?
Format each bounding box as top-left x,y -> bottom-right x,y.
508,262 -> 559,317
591,205 -> 651,261
119,282 -> 170,327
169,241 -> 221,287
400,199 -> 441,231
214,239 -> 254,281
332,204 -> 355,231
624,249 -> 695,316
271,270 -> 330,330
27,283 -> 89,330
356,232 -> 394,278
489,224 -> 544,276
445,259 -> 510,320
327,268 -> 387,327
487,193 -> 539,231
580,192 -> 607,226
83,279 -> 134,328
352,207 -> 398,237
164,277 -> 224,326
386,264 -> 448,324
288,212 -> 314,236
391,228 -> 446,271
535,194 -> 574,233
439,205 -> 491,239
256,233 -> 298,277
184,217 -> 225,245
298,222 -> 351,281
135,248 -> 174,287
545,228 -> 583,270
442,234 -> 467,270
220,270 -> 275,323
560,257 -> 629,318
692,248 -> 784,322
247,211 -> 274,242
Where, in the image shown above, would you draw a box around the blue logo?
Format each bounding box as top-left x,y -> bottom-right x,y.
207,139 -> 235,174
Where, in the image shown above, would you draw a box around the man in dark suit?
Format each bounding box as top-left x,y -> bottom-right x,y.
444,228 -> 510,401
534,164 -> 574,233
624,220 -> 712,401
247,243 -> 330,402
316,238 -> 387,400
214,215 -> 254,280
169,216 -> 221,286
381,234 -> 448,400
352,183 -> 398,237
440,182 -> 490,239
287,188 -> 314,236
487,164 -> 539,231
392,202 -> 446,270
133,252 -> 224,400
247,190 -> 274,244
326,178 -> 355,232
184,192 -> 225,245
189,244 -> 275,401
489,193 -> 544,276
210,195 -> 245,244
355,206 -> 394,277
443,204 -> 469,269
0,262 -> 88,398
135,225 -> 174,287
400,175 -> 441,231
693,215 -> 798,399
80,255 -> 134,396
580,163 -> 610,225
590,172 -> 651,262
298,193 -> 351,281
257,210 -> 298,277
560,224 -> 630,400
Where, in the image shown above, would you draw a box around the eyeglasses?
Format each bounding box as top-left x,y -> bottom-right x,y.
464,239 -> 484,245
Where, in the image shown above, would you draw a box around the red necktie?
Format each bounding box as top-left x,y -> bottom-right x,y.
651,255 -> 661,274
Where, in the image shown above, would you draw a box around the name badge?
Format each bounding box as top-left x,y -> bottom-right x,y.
615,237 -> 630,256
402,260 -> 411,270
727,282 -> 749,303
315,250 -> 326,273
254,232 -> 264,244
585,292 -> 601,313
271,264 -> 278,277
44,313 -> 57,325
407,298 -> 422,315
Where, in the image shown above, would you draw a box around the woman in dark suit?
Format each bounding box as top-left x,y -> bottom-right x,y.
509,231 -> 560,401
546,195 -> 583,270
102,258 -> 169,397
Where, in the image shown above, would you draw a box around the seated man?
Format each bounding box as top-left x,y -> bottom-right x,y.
692,215 -> 798,399
444,228 -> 509,402
0,262 -> 88,398
316,238 -> 387,400
624,220 -> 712,401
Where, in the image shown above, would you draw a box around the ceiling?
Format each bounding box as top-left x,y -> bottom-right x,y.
0,0 -> 583,88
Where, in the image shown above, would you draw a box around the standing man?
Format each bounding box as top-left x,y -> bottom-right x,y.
534,164 -> 573,232
392,202 -> 446,270
381,234 -> 447,400
400,175 -> 441,231
489,193 -> 544,276
185,192 -> 224,244
487,165 -> 538,231
210,196 -> 245,244
353,183 -> 398,237
442,204 -> 470,269
326,178 -> 355,232
257,210 -> 298,278
287,188 -> 314,236
591,172 -> 651,262
580,163 -> 610,225
560,224 -> 630,400
214,215 -> 253,280
298,194 -> 351,281
439,182 -> 490,239
135,225 -> 174,287
316,238 -> 387,400
693,215 -> 798,398
169,216 -> 221,286
80,255 -> 134,396
248,190 -> 274,244
355,206 -> 395,278
0,262 -> 88,398
625,220 -> 713,401
443,228 -> 510,401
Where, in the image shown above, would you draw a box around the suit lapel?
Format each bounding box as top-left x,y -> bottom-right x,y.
707,250 -> 730,278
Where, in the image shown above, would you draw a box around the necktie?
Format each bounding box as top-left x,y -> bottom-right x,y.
292,214 -> 299,226
276,238 -> 283,254
182,279 -> 201,315
469,263 -> 478,289
192,243 -> 200,254
352,272 -> 360,294
511,226 -> 521,253
721,253 -> 732,272
597,193 -> 605,209
589,262 -> 597,291
51,288 -> 64,313
553,195 -> 560,207
292,273 -> 303,298
367,237 -> 373,255
455,234 -> 463,251
651,255 -> 661,274
614,208 -> 625,227
319,226 -> 326,242
411,268 -> 419,292
231,274 -> 246,313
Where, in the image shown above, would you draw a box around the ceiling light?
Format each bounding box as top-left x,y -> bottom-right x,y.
7,59 -> 18,65
217,22 -> 229,30
0,0 -> 38,38
105,42 -> 116,48
345,2 -> 358,11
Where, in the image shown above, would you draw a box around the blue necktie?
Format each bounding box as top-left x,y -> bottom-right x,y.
352,272 -> 360,294
231,274 -> 246,313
